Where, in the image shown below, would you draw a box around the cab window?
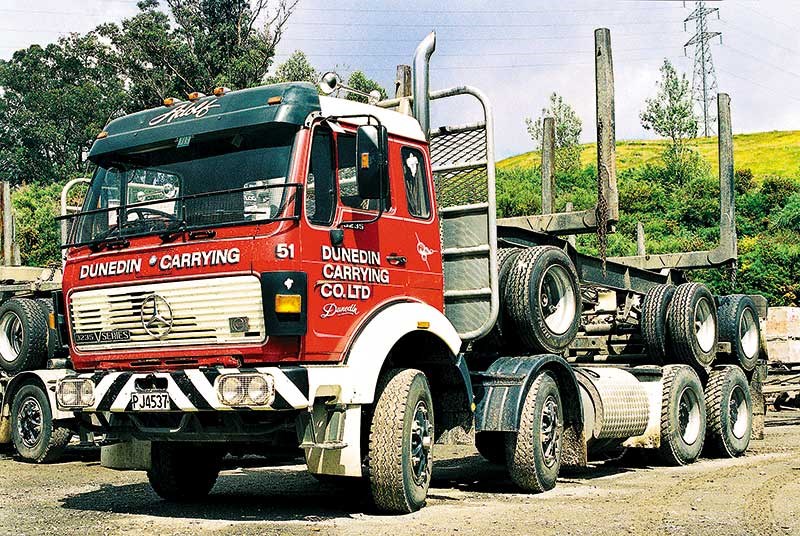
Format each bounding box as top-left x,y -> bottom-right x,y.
306,129 -> 335,226
402,146 -> 431,219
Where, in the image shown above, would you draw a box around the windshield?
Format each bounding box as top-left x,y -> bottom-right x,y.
69,123 -> 299,247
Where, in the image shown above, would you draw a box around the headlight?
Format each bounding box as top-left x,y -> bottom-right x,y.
57,379 -> 94,408
216,373 -> 274,407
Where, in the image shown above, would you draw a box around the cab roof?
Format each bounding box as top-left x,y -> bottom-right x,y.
89,82 -> 426,160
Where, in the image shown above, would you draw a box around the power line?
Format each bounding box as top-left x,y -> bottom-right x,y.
684,1 -> 721,137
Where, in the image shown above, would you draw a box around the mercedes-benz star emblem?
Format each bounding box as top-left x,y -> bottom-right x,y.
140,294 -> 174,339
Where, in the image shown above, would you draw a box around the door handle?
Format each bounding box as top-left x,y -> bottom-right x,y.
386,254 -> 407,266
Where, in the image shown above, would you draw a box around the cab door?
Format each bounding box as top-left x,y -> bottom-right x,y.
300,125 -> 407,361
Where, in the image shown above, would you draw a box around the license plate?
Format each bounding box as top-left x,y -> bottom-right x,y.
131,391 -> 171,411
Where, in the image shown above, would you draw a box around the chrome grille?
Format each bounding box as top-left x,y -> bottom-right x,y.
70,275 -> 265,350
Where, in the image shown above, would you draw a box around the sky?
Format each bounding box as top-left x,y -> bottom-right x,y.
1,0 -> 799,158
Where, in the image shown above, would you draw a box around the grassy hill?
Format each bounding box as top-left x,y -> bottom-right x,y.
498,130 -> 800,179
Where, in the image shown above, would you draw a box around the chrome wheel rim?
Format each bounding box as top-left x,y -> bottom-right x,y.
539,265 -> 576,335
694,297 -> 715,353
729,385 -> 749,439
410,400 -> 433,485
540,395 -> 561,468
739,308 -> 759,359
17,396 -> 43,449
678,386 -> 701,445
0,311 -> 24,363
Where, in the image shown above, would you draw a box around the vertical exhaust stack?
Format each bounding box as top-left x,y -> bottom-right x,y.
413,32 -> 436,139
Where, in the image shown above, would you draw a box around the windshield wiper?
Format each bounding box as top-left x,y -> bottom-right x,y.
88,224 -> 131,252
159,218 -> 189,243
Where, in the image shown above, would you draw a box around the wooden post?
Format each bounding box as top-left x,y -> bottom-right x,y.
718,93 -> 736,258
595,28 -> 618,223
565,202 -> 576,246
2,182 -> 12,266
636,222 -> 646,256
542,117 -> 556,215
395,64 -> 412,116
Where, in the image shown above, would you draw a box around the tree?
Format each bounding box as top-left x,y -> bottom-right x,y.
98,0 -> 298,109
345,71 -> 387,103
640,60 -> 699,182
0,34 -> 126,185
525,93 -> 583,174
262,50 -> 318,84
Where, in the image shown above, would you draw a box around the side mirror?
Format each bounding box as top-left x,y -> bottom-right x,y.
355,124 -> 389,200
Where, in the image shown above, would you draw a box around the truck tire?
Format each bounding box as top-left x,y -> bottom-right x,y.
0,298 -> 48,373
35,298 -> 57,361
666,283 -> 718,370
717,295 -> 760,372
10,383 -> 71,463
148,442 -> 223,502
641,285 -> 676,362
505,246 -> 581,354
475,431 -> 507,465
705,365 -> 752,457
505,371 -> 562,492
475,248 -> 523,352
658,365 -> 706,466
367,368 -> 434,513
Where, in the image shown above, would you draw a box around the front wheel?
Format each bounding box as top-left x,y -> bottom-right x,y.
11,383 -> 71,463
148,443 -> 223,502
505,372 -> 563,493
367,368 -> 434,513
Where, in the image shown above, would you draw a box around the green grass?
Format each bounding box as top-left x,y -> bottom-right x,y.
498,130 -> 800,178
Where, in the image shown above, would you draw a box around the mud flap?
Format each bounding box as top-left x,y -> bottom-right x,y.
302,405 -> 363,477
101,440 -> 152,470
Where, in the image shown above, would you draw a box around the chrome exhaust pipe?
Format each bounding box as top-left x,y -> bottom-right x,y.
412,31 -> 436,139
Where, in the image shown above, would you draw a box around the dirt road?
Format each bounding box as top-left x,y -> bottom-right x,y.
2,417 -> 800,536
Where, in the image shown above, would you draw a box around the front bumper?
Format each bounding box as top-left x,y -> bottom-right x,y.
57,367 -> 309,413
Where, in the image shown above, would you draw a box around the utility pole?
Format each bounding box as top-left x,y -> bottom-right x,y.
684,1 -> 722,137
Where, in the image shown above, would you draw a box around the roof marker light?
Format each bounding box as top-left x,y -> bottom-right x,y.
163,97 -> 181,106
267,96 -> 282,105
187,92 -> 206,101
96,131 -> 109,140
213,86 -> 231,97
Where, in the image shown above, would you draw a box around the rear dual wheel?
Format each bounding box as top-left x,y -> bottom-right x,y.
717,295 -> 760,372
659,365 -> 706,466
666,283 -> 718,370
705,365 -> 752,457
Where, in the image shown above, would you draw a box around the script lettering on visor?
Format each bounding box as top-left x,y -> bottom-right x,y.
148,98 -> 221,126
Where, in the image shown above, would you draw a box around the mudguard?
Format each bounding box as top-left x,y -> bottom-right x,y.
473,354 -> 583,432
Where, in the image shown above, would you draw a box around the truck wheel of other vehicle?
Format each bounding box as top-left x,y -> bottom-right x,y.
705,365 -> 752,457
476,248 -> 523,352
658,365 -> 706,466
505,246 -> 581,354
35,298 -> 57,361
717,295 -> 760,372
148,442 -> 223,502
667,283 -> 718,370
505,371 -> 563,492
641,285 -> 676,362
367,368 -> 434,514
0,298 -> 48,374
10,383 -> 71,463
475,431 -> 507,465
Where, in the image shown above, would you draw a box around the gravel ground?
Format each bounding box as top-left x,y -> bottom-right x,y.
1,415 -> 799,536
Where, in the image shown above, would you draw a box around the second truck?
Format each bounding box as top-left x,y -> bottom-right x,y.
54,29 -> 764,513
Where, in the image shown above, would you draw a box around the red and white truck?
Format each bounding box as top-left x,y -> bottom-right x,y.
54,30 -> 765,513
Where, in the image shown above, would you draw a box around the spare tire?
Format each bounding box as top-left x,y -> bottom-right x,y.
666,283 -> 718,370
0,298 -> 48,374
717,295 -> 760,372
474,247 -> 522,353
504,246 -> 581,354
641,285 -> 676,362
